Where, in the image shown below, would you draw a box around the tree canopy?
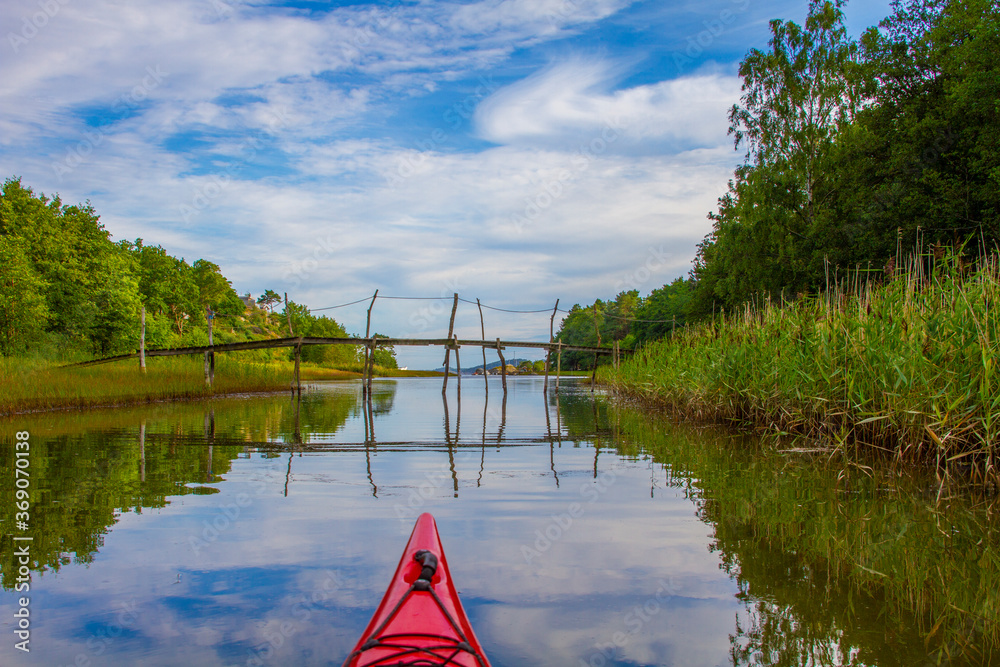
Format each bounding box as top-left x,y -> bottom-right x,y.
0,178 -> 356,364
690,0 -> 999,315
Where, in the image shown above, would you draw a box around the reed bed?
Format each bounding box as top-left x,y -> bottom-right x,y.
604,254 -> 1000,485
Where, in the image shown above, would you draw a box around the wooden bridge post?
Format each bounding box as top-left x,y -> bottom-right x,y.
293,337 -> 302,395
591,303 -> 600,393
453,335 -> 461,393
556,342 -> 562,393
139,306 -> 146,372
364,290 -> 378,395
204,306 -> 215,386
496,338 -> 507,393
366,338 -> 375,395
209,308 -> 215,385
544,299 -> 559,394
477,299 -> 488,395
442,293 -> 458,394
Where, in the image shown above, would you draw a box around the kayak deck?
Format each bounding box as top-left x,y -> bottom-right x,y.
343,513 -> 491,666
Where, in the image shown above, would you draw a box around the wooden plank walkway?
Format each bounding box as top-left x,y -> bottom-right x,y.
68,336 -> 622,368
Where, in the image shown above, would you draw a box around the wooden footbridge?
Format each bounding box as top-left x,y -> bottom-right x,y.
71,293 -> 629,394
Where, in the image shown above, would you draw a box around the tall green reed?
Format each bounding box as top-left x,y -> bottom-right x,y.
605,253 -> 1000,485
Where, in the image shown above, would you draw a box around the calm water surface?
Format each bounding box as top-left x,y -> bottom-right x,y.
1,377 -> 996,666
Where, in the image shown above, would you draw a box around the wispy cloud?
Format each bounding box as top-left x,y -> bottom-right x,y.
475,58 -> 740,152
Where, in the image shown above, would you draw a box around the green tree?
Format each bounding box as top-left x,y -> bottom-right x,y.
0,236 -> 48,356
555,302 -> 605,370
193,259 -> 242,313
692,1 -> 865,312
370,333 -> 398,370
301,315 -> 358,366
841,0 -> 1000,254
129,241 -> 200,340
632,277 -> 694,346
257,289 -> 282,313
89,251 -> 142,355
0,178 -> 144,353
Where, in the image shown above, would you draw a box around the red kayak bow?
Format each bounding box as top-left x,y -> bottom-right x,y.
343,513 -> 492,666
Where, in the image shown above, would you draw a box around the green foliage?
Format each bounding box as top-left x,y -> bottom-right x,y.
0,177 -> 143,354
555,284 -> 693,369
694,1 -> 862,313
89,251 -> 142,355
842,0 -> 1000,252
369,332 -> 397,370
0,236 -> 48,356
631,277 -> 693,344
690,0 -> 1000,317
130,240 -> 200,338
0,177 -> 358,362
257,289 -> 282,312
193,259 -> 244,322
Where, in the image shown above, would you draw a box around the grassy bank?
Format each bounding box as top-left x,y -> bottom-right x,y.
1,356 -> 289,416
603,255 -> 1000,485
0,356 -> 423,416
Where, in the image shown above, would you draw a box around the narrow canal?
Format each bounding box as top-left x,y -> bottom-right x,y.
1,377 -> 996,665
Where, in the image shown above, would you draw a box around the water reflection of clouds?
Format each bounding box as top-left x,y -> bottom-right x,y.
0,379 -> 741,666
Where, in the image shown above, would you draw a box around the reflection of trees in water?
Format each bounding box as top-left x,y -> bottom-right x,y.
724,526 -> 931,667
0,433 -> 241,589
0,388 -> 366,589
369,384 -> 396,415
551,387 -> 613,441
607,406 -> 998,666
350,383 -> 397,421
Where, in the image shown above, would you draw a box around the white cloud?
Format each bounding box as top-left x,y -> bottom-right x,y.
475,58 -> 741,152
449,0 -> 635,36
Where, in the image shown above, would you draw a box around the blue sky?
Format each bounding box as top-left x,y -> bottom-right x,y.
0,0 -> 891,368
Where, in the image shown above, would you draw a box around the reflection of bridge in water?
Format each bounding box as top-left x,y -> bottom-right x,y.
169,383 -> 614,501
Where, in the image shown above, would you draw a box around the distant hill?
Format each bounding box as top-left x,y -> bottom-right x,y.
432,358 -> 535,374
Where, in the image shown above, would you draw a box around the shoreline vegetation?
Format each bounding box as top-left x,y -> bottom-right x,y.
602,254 -> 1000,488
0,356 -> 437,417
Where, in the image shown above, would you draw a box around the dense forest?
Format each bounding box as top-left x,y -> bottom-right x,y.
0,178 -> 388,367
557,0 -> 999,368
